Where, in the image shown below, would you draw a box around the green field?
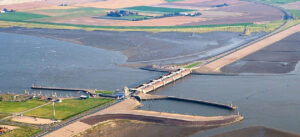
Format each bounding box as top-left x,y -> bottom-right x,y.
95,91 -> 114,94
28,7 -> 105,22
25,98 -> 113,120
0,98 -> 46,113
290,10 -> 300,19
0,113 -> 10,119
122,6 -> 195,14
0,125 -> 40,137
0,12 -> 49,21
185,62 -> 201,69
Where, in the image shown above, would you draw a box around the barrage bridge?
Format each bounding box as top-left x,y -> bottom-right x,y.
130,68 -> 192,94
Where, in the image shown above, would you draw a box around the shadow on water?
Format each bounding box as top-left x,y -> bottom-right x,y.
139,99 -> 236,116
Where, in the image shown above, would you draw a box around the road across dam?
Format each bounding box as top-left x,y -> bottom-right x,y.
130,69 -> 191,94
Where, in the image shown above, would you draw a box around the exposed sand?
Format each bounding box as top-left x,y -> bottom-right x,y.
44,121 -> 92,137
0,0 -> 41,5
222,32 -> 300,73
212,126 -> 300,137
76,119 -> 216,137
75,0 -> 165,9
11,116 -> 57,124
0,0 -> 96,10
0,125 -> 19,130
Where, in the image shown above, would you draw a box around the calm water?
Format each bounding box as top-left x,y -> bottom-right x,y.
1,32 -> 300,136
139,99 -> 235,116
150,65 -> 300,136
0,32 -> 162,97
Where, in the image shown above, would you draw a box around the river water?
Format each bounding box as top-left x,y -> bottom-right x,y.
1,32 -> 300,136
0,32 -> 162,97
149,65 -> 300,136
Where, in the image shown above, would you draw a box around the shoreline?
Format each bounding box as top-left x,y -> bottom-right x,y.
0,27 -> 265,65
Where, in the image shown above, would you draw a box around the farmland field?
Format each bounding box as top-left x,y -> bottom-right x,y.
27,7 -> 105,22
122,6 -> 195,13
0,12 -> 49,21
24,98 -> 113,120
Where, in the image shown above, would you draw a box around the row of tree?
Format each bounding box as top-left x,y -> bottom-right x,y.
1,8 -> 15,13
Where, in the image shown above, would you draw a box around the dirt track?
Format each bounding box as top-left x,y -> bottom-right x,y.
195,24 -> 300,73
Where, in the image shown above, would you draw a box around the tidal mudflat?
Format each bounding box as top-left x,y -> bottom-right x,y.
222,32 -> 300,74
0,27 -> 265,64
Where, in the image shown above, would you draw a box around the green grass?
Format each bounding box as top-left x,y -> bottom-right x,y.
0,124 -> 40,137
95,91 -> 114,94
0,98 -> 46,113
0,113 -> 10,119
254,0 -> 300,4
29,7 -> 105,22
122,6 -> 195,14
25,98 -> 113,120
290,10 -> 300,19
185,62 -> 201,68
0,12 -> 49,21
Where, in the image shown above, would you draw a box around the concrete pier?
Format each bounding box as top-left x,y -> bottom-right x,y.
31,85 -> 97,96
135,93 -> 237,110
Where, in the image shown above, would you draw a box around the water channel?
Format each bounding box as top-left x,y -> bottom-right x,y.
1,32 -> 299,136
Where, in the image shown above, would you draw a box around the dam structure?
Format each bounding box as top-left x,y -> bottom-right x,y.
130,68 -> 191,94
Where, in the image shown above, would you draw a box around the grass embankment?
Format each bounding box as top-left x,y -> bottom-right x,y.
280,19 -> 300,30
0,98 -> 46,113
95,91 -> 114,94
0,124 -> 40,137
0,19 -> 284,34
122,6 -> 195,14
24,98 -> 113,120
185,62 -> 201,69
